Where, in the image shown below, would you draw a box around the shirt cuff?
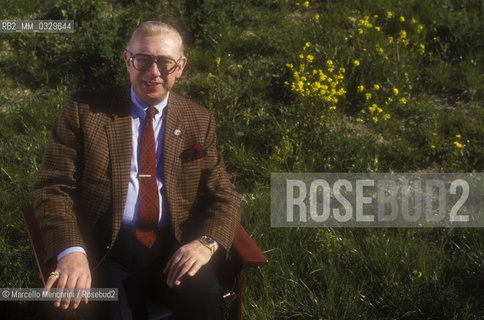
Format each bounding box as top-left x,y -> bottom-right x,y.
57,246 -> 87,261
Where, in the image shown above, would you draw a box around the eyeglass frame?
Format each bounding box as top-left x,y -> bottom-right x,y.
127,51 -> 183,75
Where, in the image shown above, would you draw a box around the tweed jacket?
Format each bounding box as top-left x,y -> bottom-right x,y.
31,85 -> 241,270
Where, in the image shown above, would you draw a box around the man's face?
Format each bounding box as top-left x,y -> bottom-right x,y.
123,32 -> 186,106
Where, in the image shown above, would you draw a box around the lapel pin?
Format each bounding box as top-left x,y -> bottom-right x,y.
174,129 -> 182,136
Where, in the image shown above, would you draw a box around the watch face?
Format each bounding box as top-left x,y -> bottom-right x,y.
202,236 -> 214,245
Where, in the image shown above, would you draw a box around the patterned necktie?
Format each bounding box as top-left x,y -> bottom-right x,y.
136,106 -> 159,248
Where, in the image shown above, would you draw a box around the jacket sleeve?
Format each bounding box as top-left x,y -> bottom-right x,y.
196,113 -> 241,252
31,94 -> 86,267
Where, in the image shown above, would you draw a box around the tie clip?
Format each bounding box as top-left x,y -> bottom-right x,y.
139,174 -> 152,178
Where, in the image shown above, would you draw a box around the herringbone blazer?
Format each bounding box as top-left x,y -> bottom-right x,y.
31,85 -> 241,270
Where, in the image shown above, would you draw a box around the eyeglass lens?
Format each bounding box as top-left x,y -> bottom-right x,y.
132,54 -> 178,73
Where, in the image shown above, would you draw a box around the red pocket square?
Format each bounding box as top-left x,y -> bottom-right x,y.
180,143 -> 204,163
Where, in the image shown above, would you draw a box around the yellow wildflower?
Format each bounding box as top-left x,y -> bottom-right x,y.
373,14 -> 379,18
400,97 -> 408,104
357,85 -> 364,92
412,18 -> 417,24
456,134 -> 462,138
373,116 -> 379,123
431,145 -> 436,149
400,30 -> 407,39
399,16 -> 405,22
303,1 -> 309,8
386,11 -> 393,19
365,93 -> 372,100
299,54 -> 304,59
417,24 -> 423,33
329,106 -> 336,110
373,84 -> 380,90
237,64 -> 242,69
375,26 -> 381,31
215,57 -> 221,65
383,114 -> 391,120
393,88 -> 399,95
306,55 -> 314,63
454,141 -> 463,148
432,132 -> 438,136
314,14 -> 320,22
353,60 -> 360,67
388,36 -> 394,43
358,28 -> 364,34
326,60 -> 334,66
357,118 -> 364,123
286,63 -> 294,69
418,44 -> 425,55
208,73 -> 214,78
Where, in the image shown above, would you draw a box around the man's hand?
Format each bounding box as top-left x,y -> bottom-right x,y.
163,240 -> 212,288
44,252 -> 91,310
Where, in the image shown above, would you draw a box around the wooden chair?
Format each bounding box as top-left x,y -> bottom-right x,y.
21,205 -> 267,320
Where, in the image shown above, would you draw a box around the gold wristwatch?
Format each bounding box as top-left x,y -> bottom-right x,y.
199,236 -> 217,255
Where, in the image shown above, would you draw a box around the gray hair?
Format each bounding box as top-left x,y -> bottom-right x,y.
126,21 -> 184,56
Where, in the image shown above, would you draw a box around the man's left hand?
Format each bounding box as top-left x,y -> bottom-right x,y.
163,240 -> 212,287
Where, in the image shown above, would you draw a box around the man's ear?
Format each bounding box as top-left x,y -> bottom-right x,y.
123,51 -> 131,72
175,57 -> 187,79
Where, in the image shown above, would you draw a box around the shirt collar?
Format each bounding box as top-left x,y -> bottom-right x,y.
130,86 -> 169,120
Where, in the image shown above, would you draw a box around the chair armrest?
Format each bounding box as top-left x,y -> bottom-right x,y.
231,225 -> 268,268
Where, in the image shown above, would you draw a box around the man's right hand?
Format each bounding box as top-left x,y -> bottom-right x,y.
44,252 -> 91,310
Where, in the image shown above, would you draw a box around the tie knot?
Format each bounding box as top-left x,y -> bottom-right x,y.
146,107 -> 157,120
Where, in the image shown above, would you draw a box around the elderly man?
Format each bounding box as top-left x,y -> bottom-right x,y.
32,21 -> 240,319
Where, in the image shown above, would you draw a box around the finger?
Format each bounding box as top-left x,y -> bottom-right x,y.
84,274 -> 91,305
44,273 -> 59,290
167,255 -> 190,287
72,274 -> 88,310
163,256 -> 173,274
173,257 -> 196,287
163,251 -> 182,274
187,260 -> 203,277
54,273 -> 69,308
166,252 -> 185,284
62,273 -> 79,310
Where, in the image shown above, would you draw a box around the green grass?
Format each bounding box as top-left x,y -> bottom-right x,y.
1,0 -> 484,318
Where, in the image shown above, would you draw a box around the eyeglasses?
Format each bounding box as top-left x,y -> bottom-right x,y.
128,52 -> 182,74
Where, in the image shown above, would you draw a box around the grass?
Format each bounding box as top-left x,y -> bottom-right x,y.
1,0 -> 484,318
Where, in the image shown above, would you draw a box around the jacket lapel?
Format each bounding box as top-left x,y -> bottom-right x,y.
163,93 -> 186,227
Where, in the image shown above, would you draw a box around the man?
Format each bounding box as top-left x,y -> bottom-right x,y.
31,21 -> 240,319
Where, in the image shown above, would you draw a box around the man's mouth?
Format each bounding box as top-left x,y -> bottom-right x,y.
144,80 -> 162,88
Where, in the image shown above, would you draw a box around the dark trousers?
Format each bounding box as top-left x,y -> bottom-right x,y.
81,226 -> 223,320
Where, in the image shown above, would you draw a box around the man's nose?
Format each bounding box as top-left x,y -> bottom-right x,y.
147,61 -> 161,76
